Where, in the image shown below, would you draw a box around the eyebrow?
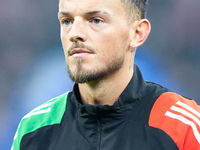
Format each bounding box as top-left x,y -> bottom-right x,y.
86,11 -> 106,15
58,11 -> 70,16
58,10 -> 109,17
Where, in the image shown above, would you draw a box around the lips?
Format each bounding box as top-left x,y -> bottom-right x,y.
69,48 -> 93,56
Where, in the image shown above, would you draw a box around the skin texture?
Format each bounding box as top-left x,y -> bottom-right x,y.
58,0 -> 151,105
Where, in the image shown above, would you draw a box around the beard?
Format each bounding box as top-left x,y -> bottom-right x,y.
65,42 -> 126,83
66,54 -> 125,83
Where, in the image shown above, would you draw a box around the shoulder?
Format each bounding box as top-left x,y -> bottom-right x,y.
149,92 -> 200,150
11,92 -> 70,150
21,92 -> 69,126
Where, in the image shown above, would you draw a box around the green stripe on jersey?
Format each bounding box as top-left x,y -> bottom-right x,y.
11,92 -> 69,150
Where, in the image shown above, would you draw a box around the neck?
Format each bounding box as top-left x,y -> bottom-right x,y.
78,64 -> 134,106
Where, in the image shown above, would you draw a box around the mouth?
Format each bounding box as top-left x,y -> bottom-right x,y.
69,48 -> 94,57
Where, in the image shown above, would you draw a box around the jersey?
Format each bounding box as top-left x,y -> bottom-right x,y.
11,65 -> 200,150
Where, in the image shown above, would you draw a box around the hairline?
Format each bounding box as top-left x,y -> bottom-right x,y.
120,0 -> 144,22
58,0 -> 145,21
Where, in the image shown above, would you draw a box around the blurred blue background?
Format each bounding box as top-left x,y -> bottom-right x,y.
1,0 -> 200,149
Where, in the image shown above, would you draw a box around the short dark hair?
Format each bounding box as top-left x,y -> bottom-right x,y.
58,0 -> 148,20
121,0 -> 148,20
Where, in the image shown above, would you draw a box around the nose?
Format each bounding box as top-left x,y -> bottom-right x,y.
69,18 -> 87,42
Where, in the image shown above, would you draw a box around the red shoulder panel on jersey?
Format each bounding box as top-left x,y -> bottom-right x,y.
149,92 -> 200,150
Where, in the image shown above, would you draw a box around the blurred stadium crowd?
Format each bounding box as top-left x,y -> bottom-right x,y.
0,0 -> 200,149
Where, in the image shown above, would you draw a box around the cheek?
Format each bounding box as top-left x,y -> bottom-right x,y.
98,28 -> 130,47
95,33 -> 117,51
98,34 -> 128,55
61,32 -> 70,51
60,34 -> 71,64
61,31 -> 67,45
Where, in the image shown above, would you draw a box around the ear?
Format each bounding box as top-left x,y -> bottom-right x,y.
130,19 -> 151,48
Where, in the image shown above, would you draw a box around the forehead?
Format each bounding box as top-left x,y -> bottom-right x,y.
59,0 -> 125,15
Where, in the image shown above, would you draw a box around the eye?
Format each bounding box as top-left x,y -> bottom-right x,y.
92,18 -> 103,24
62,18 -> 72,25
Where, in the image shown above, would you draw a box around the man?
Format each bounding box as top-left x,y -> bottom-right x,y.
12,0 -> 200,150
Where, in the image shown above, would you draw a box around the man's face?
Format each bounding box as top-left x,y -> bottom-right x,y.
58,0 -> 133,83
